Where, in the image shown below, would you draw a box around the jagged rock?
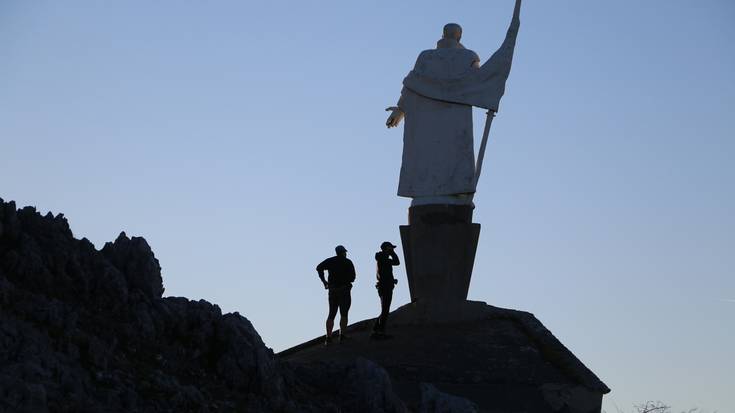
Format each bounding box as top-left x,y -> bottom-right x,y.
101,232 -> 164,299
419,383 -> 479,413
0,198 -> 402,412
286,358 -> 406,413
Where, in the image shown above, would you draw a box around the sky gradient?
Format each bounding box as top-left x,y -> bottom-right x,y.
1,1 -> 733,411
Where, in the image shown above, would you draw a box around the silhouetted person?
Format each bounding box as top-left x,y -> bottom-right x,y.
371,241 -> 400,338
316,245 -> 356,345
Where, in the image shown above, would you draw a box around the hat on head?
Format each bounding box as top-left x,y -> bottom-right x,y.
380,241 -> 397,250
335,245 -> 347,253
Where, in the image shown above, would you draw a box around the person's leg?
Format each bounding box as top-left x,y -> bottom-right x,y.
377,288 -> 389,332
326,292 -> 338,340
326,318 -> 334,338
381,288 -> 393,333
373,287 -> 383,332
339,314 -> 348,337
374,289 -> 384,332
339,289 -> 351,338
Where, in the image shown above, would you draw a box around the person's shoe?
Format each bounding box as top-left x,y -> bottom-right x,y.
338,334 -> 350,343
324,336 -> 332,346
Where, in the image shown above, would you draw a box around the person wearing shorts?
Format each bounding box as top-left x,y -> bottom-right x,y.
316,245 -> 356,344
371,241 -> 400,338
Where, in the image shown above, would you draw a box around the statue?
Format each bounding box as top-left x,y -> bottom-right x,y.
387,1 -> 522,304
386,0 -> 521,207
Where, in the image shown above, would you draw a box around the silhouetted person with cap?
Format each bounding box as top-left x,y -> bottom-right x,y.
316,245 -> 356,345
371,241 -> 400,338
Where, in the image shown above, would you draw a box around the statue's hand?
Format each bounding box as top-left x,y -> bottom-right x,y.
385,107 -> 405,128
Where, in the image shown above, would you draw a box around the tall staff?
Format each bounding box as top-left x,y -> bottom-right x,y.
474,110 -> 496,188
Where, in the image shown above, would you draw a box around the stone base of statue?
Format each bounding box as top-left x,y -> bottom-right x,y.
400,204 -> 481,303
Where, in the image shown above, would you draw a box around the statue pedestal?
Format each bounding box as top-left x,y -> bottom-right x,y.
399,204 -> 480,303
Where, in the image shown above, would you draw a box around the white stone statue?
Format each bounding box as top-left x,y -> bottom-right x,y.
387,0 -> 521,206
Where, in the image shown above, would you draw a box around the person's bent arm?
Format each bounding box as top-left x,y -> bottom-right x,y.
348,261 -> 356,283
390,251 -> 400,266
316,261 -> 329,289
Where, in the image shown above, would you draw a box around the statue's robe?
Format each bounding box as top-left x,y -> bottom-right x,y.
397,45 -> 479,199
396,1 -> 521,199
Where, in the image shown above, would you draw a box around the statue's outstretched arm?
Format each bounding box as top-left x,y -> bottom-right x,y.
385,90 -> 406,128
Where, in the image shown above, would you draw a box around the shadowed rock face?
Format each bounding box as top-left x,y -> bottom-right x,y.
280,298 -> 610,412
0,199 -> 405,413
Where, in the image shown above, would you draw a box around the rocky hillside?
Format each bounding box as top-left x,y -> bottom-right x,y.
0,199 -> 404,412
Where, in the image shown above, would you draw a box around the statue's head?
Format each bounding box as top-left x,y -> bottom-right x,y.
442,23 -> 462,42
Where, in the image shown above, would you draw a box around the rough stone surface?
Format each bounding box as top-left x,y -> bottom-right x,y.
281,301 -> 610,412
289,358 -> 405,413
420,383 -> 479,413
0,198 -> 404,412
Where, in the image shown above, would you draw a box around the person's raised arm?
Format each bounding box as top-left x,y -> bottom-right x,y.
316,260 -> 329,289
389,250 -> 400,266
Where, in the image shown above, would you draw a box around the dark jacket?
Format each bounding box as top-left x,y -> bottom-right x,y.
375,251 -> 400,287
316,256 -> 356,289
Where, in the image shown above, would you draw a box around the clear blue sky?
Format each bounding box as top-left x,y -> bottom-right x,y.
1,1 -> 733,411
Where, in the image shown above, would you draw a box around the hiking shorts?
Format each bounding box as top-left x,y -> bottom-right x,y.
327,284 -> 352,319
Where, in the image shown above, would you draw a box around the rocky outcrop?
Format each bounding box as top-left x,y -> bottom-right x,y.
289,358 -> 405,413
0,198 -> 403,412
419,383 -> 479,413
